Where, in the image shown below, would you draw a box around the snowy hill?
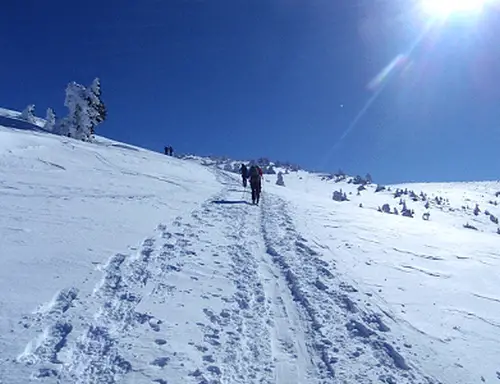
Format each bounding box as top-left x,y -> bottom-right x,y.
0,121 -> 499,384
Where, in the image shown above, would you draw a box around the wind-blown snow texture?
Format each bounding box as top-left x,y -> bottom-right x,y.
0,121 -> 499,384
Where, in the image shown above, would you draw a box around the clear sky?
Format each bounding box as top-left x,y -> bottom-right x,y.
1,0 -> 500,184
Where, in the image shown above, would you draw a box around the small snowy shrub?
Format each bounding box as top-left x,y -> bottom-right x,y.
422,212 -> 430,221
402,209 -> 414,218
464,223 -> 478,230
375,185 -> 385,193
20,104 -> 36,123
490,215 -> 499,225
276,171 -> 285,186
44,108 -> 56,131
474,204 -> 480,216
332,189 -> 348,202
381,203 -> 391,213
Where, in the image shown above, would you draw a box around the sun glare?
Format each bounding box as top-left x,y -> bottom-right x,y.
421,0 -> 487,17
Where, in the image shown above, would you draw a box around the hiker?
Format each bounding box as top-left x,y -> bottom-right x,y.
248,165 -> 262,205
164,146 -> 169,155
240,163 -> 248,188
169,146 -> 174,156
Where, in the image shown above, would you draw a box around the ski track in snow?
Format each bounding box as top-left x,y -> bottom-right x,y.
10,168 -> 440,384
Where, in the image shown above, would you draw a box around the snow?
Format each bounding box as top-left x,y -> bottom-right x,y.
0,118 -> 499,383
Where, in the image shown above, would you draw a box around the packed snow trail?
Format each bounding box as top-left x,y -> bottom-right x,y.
260,193 -> 438,384
6,168 -> 438,383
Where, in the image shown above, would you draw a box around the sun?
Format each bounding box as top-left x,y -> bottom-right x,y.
421,0 -> 487,18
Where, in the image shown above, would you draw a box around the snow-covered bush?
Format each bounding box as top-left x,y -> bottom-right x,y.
422,212 -> 430,221
393,207 -> 399,215
352,175 -> 366,185
402,209 -> 414,218
490,215 -> 499,225
474,204 -> 480,216
464,223 -> 478,230
264,165 -> 276,175
20,104 -> 36,123
43,108 -> 56,131
381,203 -> 391,214
276,171 -> 285,186
409,191 -> 419,202
375,185 -> 385,193
394,189 -> 404,198
332,189 -> 348,202
425,201 -> 430,209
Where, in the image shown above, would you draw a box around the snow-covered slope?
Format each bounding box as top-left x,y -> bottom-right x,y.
0,123 -> 499,384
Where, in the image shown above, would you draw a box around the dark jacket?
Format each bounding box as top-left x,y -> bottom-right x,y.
240,164 -> 248,178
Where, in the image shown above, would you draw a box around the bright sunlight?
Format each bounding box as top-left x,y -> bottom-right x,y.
421,0 -> 487,17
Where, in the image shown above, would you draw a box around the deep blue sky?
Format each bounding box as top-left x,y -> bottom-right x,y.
1,0 -> 500,183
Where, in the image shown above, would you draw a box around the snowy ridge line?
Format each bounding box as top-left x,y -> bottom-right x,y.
260,194 -> 439,384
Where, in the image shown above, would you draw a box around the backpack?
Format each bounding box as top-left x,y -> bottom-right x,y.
249,166 -> 260,179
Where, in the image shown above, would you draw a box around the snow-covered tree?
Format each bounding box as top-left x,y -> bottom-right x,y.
276,171 -> 285,186
62,78 -> 107,141
65,82 -> 90,140
20,104 -> 36,123
87,77 -> 107,133
43,108 -> 56,131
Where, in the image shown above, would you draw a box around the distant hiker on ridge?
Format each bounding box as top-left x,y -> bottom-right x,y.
248,164 -> 262,205
240,163 -> 248,188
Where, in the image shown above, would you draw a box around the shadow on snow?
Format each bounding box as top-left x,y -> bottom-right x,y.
212,200 -> 251,205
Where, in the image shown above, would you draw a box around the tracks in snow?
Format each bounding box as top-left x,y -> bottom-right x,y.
12,169 -> 438,384
261,193 -> 439,384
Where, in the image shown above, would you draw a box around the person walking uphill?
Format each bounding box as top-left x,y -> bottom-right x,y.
248,165 -> 262,205
240,163 -> 248,188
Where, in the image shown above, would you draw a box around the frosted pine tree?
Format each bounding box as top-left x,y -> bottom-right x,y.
64,82 -> 91,140
20,104 -> 36,124
86,77 -> 107,136
44,108 -> 56,132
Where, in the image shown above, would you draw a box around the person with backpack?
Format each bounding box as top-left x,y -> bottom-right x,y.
240,163 -> 248,188
248,164 -> 262,205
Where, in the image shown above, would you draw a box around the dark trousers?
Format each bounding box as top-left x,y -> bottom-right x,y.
250,178 -> 261,204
